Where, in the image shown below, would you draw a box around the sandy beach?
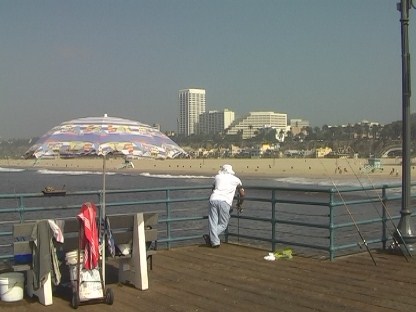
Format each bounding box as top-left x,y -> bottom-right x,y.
0,157 -> 407,182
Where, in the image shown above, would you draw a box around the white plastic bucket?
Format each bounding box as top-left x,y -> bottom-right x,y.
65,250 -> 84,265
0,272 -> 24,302
68,264 -> 84,281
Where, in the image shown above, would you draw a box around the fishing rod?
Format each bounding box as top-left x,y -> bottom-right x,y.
320,160 -> 377,266
344,159 -> 412,261
235,193 -> 243,243
237,209 -> 240,243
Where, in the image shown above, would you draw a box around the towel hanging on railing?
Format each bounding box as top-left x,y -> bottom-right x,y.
77,202 -> 99,270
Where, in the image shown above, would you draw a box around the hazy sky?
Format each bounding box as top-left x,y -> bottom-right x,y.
1,0 -> 415,139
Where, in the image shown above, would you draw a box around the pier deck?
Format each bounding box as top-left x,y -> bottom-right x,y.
1,243 -> 414,312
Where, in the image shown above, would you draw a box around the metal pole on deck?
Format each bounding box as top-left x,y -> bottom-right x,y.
102,155 -> 106,284
394,0 -> 416,253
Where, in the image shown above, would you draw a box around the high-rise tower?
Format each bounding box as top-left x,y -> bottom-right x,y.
178,88 -> 206,136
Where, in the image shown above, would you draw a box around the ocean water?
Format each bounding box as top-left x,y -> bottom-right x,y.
0,165 -> 405,195
0,166 -> 213,194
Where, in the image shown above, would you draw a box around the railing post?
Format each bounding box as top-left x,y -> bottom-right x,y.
17,196 -> 24,222
271,190 -> 276,252
381,185 -> 388,250
165,189 -> 171,249
328,190 -> 335,261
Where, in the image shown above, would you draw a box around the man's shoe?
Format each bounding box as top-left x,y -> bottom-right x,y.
212,244 -> 220,248
203,234 -> 211,246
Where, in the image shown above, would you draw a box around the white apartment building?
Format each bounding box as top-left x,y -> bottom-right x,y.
225,111 -> 288,139
197,109 -> 235,135
178,88 -> 206,136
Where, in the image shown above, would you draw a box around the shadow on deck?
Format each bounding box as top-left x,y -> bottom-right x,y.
1,243 -> 415,312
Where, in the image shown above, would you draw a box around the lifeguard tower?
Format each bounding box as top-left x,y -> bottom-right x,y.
364,157 -> 382,173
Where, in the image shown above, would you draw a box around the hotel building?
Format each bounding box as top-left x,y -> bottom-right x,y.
178,88 -> 206,136
225,111 -> 288,139
197,109 -> 235,135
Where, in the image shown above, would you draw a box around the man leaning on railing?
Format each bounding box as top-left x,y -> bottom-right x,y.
203,164 -> 245,248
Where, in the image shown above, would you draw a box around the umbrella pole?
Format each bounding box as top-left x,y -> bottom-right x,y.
102,155 -> 106,285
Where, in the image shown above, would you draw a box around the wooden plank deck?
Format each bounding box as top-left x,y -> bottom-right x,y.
1,243 -> 415,312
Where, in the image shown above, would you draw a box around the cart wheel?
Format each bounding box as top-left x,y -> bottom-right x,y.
105,288 -> 114,305
71,292 -> 80,309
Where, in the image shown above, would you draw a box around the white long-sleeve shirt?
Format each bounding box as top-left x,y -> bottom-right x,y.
209,172 -> 242,206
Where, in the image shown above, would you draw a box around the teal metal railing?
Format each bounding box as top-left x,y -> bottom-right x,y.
0,182 -> 414,262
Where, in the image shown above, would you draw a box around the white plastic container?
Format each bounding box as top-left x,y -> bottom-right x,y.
68,264 -> 81,281
0,272 -> 24,302
65,250 -> 84,265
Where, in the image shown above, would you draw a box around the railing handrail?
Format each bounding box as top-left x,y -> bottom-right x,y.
0,181 -> 414,263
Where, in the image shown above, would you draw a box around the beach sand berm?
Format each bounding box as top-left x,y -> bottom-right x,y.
0,157 -> 406,181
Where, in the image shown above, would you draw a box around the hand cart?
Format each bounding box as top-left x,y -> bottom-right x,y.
69,214 -> 114,309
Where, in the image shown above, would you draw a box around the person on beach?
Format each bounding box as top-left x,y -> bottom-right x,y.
203,164 -> 245,248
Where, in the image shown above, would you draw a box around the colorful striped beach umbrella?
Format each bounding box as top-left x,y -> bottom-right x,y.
24,114 -> 186,160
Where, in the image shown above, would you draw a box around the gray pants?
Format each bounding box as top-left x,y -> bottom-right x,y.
208,199 -> 231,246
